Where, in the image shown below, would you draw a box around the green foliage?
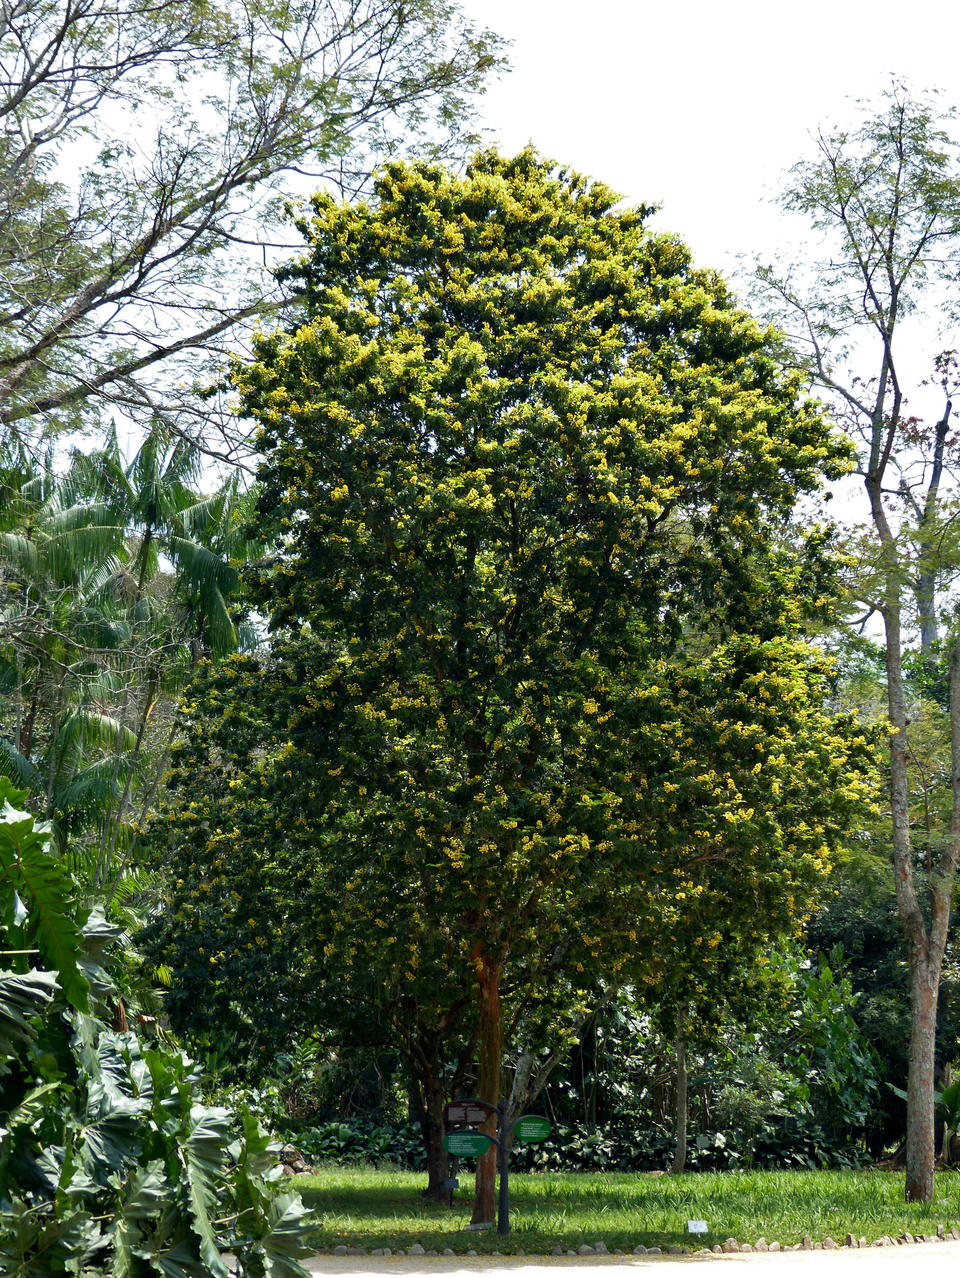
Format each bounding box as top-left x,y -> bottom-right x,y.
805,815 -> 960,1155
0,778 -> 313,1278
277,1120 -> 426,1172
790,948 -> 881,1140
0,779 -> 88,1013
0,433 -> 261,917
0,0 -> 503,451
515,954 -> 879,1173
936,1077 -> 960,1153
1,1016 -> 314,1278
151,152 -> 876,1201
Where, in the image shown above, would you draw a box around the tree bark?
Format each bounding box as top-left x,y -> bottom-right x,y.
915,400 -> 951,661
671,1028 -> 688,1175
417,1056 -> 450,1202
867,456 -> 960,1203
471,954 -> 502,1225
906,951 -> 941,1200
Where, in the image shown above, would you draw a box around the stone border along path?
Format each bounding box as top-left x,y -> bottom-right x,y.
302,1237 -> 960,1275
316,1226 -> 960,1260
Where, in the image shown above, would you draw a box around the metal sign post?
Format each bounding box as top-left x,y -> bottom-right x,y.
442,1099 -> 551,1237
496,1102 -> 510,1236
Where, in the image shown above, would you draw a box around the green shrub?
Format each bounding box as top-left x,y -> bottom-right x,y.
0,779 -> 314,1278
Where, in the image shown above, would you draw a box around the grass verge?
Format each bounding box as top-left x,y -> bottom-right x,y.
293,1165 -> 960,1255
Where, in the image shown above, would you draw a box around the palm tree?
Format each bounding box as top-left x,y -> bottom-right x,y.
0,428 -> 260,910
0,444 -> 132,860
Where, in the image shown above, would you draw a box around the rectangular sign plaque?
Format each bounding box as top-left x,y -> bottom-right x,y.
444,1099 -> 496,1128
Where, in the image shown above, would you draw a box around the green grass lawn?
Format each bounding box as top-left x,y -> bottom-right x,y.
293,1165 -> 960,1254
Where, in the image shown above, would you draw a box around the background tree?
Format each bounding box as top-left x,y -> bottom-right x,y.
808,636 -> 960,1161
0,428 -> 259,911
0,0 -> 502,458
151,150 -> 873,1215
756,82 -> 960,1201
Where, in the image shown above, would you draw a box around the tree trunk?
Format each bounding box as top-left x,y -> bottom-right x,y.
671,1028 -> 688,1175
402,1028 -> 450,1203
471,954 -> 502,1226
417,1059 -> 450,1202
916,399 -> 951,663
906,951 -> 941,1200
868,465 -> 960,1204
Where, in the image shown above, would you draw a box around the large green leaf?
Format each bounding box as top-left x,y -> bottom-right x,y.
183,1105 -> 232,1278
145,1236 -> 206,1278
80,1088 -> 146,1177
0,968 -> 58,1059
53,1137 -> 98,1212
255,1193 -> 313,1278
229,1103 -> 277,1193
0,1080 -> 60,1137
80,1038 -> 149,1176
0,1194 -> 102,1278
0,1082 -> 62,1185
111,1161 -> 170,1278
0,780 -> 88,1011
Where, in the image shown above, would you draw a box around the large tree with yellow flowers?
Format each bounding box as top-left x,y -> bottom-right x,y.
154,150 -> 874,1212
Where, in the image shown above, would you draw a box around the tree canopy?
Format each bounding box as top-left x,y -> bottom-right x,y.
0,0 -> 502,457
151,150 -> 875,1210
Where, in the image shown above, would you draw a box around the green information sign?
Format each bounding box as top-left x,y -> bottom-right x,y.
513,1115 -> 551,1143
443,1130 -> 494,1156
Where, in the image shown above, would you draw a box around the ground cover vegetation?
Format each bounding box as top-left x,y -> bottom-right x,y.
146,148 -> 876,1224
291,1165 -> 960,1254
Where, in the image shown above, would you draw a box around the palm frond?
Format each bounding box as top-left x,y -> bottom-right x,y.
166,537 -> 236,592
0,740 -> 43,794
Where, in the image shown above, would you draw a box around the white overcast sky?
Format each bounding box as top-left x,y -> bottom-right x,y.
458,0 -> 960,277
455,0 -> 960,461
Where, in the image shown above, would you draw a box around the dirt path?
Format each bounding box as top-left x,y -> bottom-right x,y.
304,1239 -> 960,1275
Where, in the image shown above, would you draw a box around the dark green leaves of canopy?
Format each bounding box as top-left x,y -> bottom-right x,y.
154,151 -> 872,1086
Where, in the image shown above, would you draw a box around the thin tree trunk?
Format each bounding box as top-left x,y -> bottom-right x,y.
671,1028 -> 688,1175
14,654 -> 22,753
45,670 -> 67,810
471,954 -> 502,1226
416,1055 -> 449,1202
103,717 -> 178,905
915,400 -> 951,661
96,666 -> 159,890
19,678 -> 39,760
97,677 -> 131,866
906,951 -> 941,1200
866,450 -> 960,1204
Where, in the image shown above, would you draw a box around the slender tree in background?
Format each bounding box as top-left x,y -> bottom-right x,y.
757,83 -> 960,1201
0,0 -> 502,458
151,150 -> 873,1216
